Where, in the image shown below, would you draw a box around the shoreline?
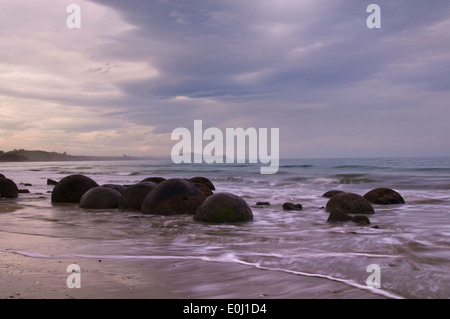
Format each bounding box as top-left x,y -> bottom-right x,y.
0,250 -> 389,299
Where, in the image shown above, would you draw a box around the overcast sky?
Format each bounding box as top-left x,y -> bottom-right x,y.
1,0 -> 449,158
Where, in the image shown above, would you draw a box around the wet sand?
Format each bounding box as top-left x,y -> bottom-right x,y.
0,197 -> 389,300
0,249 -> 387,299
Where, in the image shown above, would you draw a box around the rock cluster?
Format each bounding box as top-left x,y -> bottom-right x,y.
1,171 -> 407,227
323,188 -> 405,225
46,175 -> 253,223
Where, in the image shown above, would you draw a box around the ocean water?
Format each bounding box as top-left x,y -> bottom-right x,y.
1,156 -> 449,299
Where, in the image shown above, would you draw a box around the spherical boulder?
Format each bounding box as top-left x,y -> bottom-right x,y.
0,178 -> 19,198
326,192 -> 374,214
363,188 -> 405,205
194,192 -> 253,223
141,178 -> 206,215
51,174 -> 99,203
322,190 -> 345,198
47,178 -> 58,186
80,186 -> 121,209
190,182 -> 214,197
119,182 -> 157,211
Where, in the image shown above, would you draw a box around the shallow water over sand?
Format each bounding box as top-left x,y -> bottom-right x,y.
1,157 -> 449,298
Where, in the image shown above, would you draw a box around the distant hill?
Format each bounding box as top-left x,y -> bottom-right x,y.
0,149 -> 141,162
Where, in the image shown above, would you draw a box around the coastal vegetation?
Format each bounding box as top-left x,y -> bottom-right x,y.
0,149 -> 138,162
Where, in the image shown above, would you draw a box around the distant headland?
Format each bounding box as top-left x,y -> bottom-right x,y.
0,149 -> 144,162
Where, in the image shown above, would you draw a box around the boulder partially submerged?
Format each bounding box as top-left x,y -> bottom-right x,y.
119,182 -> 157,211
80,186 -> 121,209
363,187 -> 405,205
327,208 -> 371,225
326,192 -> 374,215
51,174 -> 99,203
194,192 -> 253,223
282,202 -> 302,211
322,190 -> 345,198
0,178 -> 19,198
141,178 -> 206,215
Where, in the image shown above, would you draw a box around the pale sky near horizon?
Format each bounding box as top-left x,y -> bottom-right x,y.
1,0 -> 449,159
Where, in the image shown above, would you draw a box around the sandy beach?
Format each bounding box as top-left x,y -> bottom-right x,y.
0,184 -> 388,300
3,157 -> 450,299
0,248 -> 387,300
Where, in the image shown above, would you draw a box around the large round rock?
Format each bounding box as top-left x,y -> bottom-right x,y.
119,182 -> 157,211
141,179 -> 206,215
140,177 -> 166,184
51,174 -> 99,203
194,192 -> 253,223
363,187 -> 405,205
0,178 -> 19,198
80,186 -> 121,209
326,192 -> 374,214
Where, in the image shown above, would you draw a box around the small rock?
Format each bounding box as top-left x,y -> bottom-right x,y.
0,178 -> 19,198
256,201 -> 271,206
252,201 -> 271,208
282,202 -> 302,211
47,179 -> 58,186
141,178 -> 206,215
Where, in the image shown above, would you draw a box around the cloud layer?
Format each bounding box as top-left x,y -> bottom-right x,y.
1,0 -> 449,157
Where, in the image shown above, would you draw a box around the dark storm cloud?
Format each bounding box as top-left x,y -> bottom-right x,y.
2,0 -> 449,157
81,0 -> 450,156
